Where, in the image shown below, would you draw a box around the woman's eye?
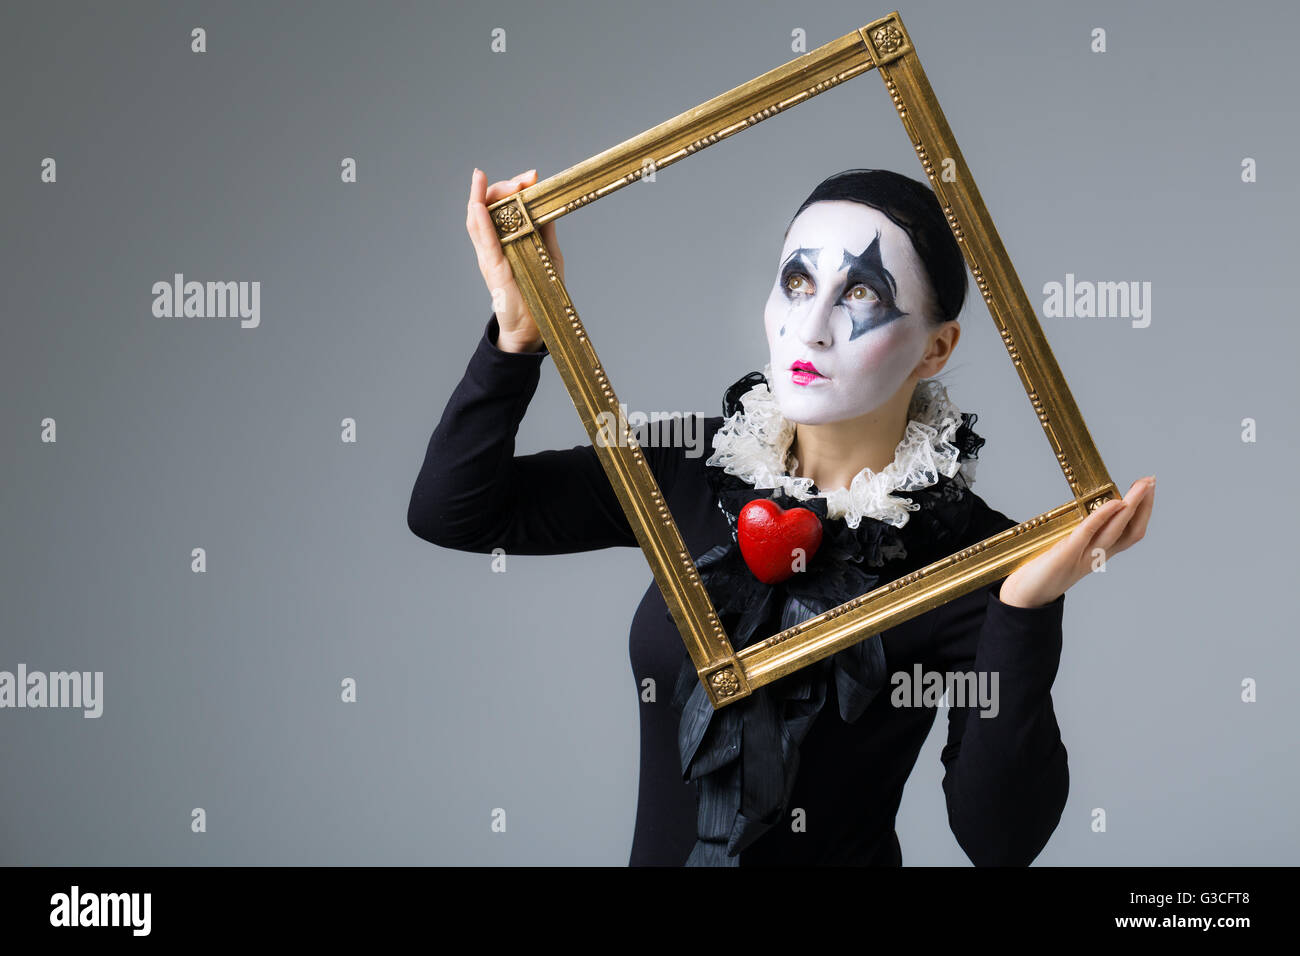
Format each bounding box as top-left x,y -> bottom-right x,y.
785,273 -> 811,294
784,275 -> 878,302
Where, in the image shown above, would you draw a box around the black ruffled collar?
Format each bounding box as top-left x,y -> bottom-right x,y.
666,370 -> 988,866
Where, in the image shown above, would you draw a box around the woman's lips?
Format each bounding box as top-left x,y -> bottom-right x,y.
790,360 -> 827,387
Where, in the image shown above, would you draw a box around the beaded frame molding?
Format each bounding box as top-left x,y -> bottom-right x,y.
486,12 -> 1117,710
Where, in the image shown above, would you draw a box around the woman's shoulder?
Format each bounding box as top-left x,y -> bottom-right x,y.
632,414 -> 726,473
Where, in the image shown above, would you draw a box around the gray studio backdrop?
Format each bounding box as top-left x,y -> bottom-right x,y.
2,0 -> 1296,865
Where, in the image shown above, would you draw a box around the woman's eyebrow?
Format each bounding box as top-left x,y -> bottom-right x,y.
781,247 -> 822,272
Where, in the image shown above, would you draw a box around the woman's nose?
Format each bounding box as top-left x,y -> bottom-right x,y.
794,297 -> 835,348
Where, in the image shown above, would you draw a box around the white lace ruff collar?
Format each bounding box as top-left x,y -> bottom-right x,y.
705,366 -> 978,530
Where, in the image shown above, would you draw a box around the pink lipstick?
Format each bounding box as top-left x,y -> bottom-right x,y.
789,360 -> 826,387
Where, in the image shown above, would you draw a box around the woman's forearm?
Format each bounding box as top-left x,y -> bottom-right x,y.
939,586 -> 1070,866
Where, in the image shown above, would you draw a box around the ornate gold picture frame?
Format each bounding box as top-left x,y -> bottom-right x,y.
486,11 -> 1117,710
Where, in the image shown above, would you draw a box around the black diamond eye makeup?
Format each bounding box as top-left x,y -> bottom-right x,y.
776,233 -> 907,341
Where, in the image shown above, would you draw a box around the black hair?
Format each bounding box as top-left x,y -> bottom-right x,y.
783,168 -> 968,325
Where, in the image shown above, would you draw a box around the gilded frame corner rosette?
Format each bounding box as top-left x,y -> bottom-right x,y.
485,12 -> 1116,710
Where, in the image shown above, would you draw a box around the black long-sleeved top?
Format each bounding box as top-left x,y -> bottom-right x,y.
408,313 -> 1070,866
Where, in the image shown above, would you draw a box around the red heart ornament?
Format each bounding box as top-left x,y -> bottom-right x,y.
737,499 -> 823,585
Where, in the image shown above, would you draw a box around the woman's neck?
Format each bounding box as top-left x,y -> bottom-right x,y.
786,377 -> 918,492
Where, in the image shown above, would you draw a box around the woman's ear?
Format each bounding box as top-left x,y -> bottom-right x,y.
914,320 -> 960,378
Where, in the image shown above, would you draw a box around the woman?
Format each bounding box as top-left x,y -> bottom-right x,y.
408,166 -> 1155,866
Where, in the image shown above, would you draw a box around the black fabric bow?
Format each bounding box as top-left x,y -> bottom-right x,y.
666,370 -> 987,866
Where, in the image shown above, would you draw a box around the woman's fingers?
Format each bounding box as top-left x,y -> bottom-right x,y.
465,167 -> 551,334
466,198 -> 502,276
1065,476 -> 1150,563
485,169 -> 538,204
1112,480 -> 1155,551
1092,477 -> 1154,557
468,167 -> 543,281
466,167 -> 534,236
466,169 -> 494,252
1074,497 -> 1126,553
466,173 -> 512,293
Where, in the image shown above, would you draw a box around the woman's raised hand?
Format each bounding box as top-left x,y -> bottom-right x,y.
999,475 -> 1156,609
465,167 -> 565,354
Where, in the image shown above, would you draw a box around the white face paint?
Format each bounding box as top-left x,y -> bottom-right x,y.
764,200 -> 940,425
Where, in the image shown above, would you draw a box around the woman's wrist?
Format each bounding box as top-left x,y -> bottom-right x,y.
495,328 -> 546,354
491,335 -> 543,353
997,578 -> 1056,610
489,313 -> 546,355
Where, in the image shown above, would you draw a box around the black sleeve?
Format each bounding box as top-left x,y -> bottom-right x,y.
407,313 -> 675,555
937,580 -> 1069,866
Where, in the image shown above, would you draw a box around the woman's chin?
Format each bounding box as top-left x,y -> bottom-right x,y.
773,391 -> 841,425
